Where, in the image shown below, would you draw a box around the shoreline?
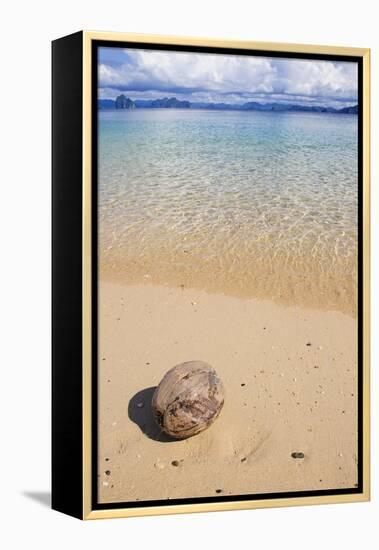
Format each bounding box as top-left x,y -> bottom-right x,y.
98,281 -> 358,503
99,267 -> 358,318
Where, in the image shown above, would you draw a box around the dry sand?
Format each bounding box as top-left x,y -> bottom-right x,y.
98,281 -> 358,503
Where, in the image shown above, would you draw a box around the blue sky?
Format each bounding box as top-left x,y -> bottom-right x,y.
98,47 -> 358,107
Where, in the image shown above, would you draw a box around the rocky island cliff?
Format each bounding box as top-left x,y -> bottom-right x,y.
99,96 -> 358,114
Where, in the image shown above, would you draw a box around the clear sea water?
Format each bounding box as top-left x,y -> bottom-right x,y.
98,109 -> 358,314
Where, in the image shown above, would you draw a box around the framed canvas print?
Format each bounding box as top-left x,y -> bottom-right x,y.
52,31 -> 370,520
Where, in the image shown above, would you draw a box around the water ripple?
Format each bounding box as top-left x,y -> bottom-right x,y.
99,109 -> 358,315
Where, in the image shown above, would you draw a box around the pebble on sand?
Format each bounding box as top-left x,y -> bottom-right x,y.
291,452 -> 305,459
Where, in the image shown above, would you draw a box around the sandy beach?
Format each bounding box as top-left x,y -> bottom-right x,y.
98,281 -> 358,503
96,51 -> 359,506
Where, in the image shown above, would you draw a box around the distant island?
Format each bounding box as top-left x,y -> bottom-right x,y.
115,95 -> 135,109
135,97 -> 191,109
99,95 -> 358,115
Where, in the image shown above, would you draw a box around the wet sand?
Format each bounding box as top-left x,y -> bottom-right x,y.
98,281 -> 358,504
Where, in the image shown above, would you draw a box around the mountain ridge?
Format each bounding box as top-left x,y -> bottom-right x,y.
99,96 -> 358,114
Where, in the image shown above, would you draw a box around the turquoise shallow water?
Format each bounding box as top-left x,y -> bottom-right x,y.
98,109 -> 358,313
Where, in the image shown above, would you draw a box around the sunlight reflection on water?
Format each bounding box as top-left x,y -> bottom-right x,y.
99,109 -> 358,314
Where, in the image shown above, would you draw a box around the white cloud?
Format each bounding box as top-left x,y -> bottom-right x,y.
131,50 -> 276,93
98,48 -> 358,105
274,58 -> 357,99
